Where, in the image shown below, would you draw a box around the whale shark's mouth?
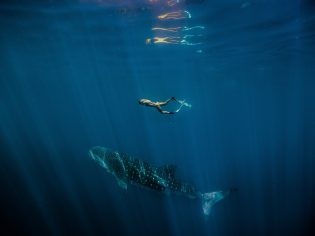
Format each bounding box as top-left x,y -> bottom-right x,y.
89,150 -> 96,160
89,149 -> 109,171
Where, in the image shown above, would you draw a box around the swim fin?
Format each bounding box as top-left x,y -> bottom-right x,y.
178,99 -> 192,108
175,100 -> 186,113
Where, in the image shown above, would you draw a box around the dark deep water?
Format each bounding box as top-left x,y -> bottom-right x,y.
1,0 -> 315,235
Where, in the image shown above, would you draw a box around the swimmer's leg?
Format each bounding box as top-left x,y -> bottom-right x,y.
157,107 -> 175,115
158,97 -> 177,107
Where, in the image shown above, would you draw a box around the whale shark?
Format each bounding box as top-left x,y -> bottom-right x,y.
89,146 -> 234,215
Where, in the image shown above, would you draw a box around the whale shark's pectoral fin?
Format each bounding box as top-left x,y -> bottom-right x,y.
115,177 -> 127,190
118,180 -> 127,190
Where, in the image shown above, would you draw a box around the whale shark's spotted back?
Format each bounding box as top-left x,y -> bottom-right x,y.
89,146 -> 196,195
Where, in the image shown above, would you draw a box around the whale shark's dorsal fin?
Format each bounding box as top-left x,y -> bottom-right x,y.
158,165 -> 177,179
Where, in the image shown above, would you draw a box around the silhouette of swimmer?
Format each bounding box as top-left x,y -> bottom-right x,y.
138,97 -> 191,115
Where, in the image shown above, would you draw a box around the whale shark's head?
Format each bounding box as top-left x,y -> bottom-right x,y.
89,146 -> 112,172
89,146 -> 123,175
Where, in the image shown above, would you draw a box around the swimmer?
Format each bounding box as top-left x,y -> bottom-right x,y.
138,97 -> 186,115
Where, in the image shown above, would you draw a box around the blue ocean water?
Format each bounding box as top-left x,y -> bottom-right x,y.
0,0 -> 314,235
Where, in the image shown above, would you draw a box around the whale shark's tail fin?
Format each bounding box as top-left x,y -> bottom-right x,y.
200,188 -> 236,216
